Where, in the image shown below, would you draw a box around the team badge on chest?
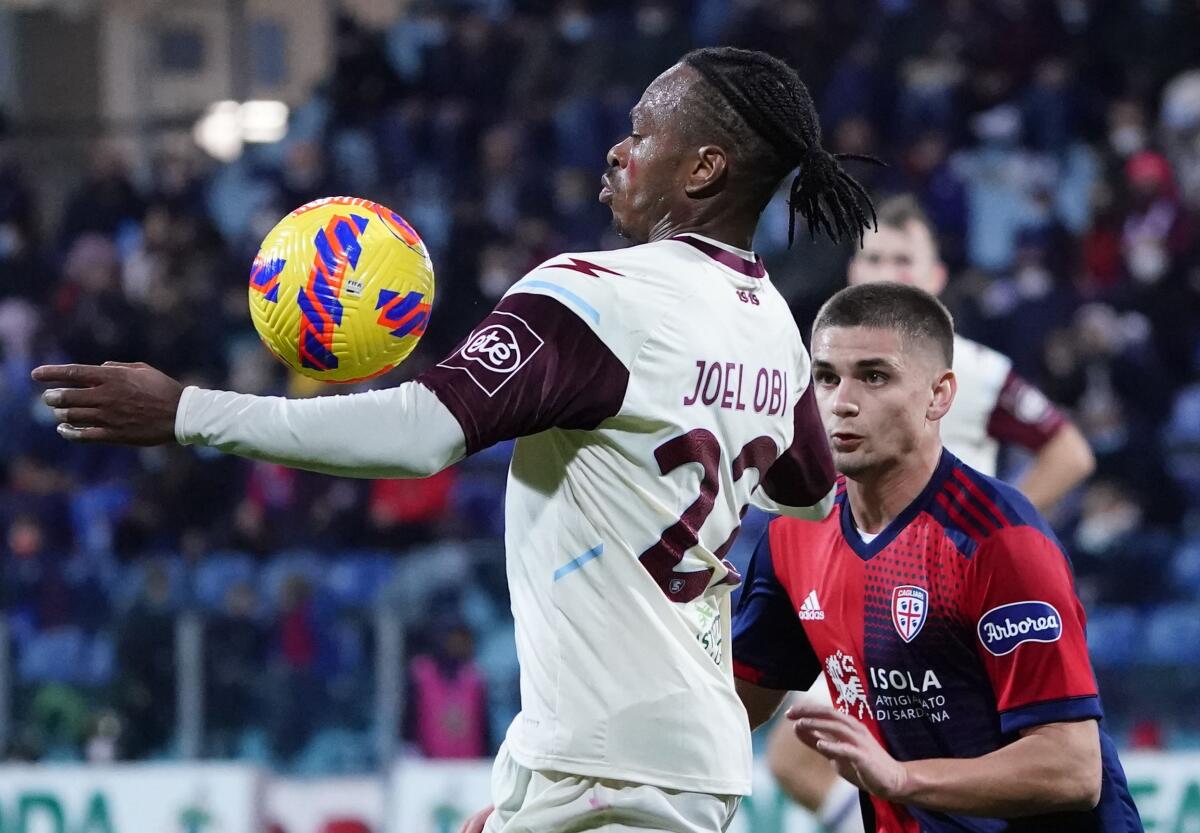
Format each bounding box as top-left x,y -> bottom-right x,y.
891,585 -> 928,643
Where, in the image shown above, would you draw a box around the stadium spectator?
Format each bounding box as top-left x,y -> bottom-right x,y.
405,620 -> 489,759
113,563 -> 176,759
205,581 -> 266,757
269,574 -> 331,760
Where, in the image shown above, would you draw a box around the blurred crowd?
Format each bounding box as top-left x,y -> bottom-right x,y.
1,0 -> 1199,769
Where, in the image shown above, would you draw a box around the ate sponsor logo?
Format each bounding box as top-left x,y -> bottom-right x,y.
977,600 -> 1062,656
891,585 -> 928,643
438,311 -> 545,396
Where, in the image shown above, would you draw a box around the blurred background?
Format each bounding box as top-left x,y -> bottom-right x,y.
0,0 -> 1198,831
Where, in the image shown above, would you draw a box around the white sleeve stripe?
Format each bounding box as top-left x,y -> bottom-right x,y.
517,280 -> 602,324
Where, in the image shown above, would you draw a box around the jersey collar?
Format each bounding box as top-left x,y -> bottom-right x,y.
838,449 -> 955,561
670,233 -> 767,279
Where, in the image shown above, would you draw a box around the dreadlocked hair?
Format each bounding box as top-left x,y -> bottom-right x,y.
681,47 -> 881,247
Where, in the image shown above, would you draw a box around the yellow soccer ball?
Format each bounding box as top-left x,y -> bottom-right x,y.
248,196 -> 435,383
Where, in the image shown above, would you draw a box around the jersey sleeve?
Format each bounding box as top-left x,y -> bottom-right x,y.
416,277 -> 631,455
984,369 -> 1068,451
963,525 -> 1101,734
754,383 -> 837,518
732,525 -> 822,692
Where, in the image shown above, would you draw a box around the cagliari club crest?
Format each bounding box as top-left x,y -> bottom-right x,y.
892,585 -> 929,643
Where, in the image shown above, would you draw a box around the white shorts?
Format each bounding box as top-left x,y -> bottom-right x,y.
484,743 -> 740,833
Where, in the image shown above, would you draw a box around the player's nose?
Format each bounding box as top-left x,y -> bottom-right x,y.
606,137 -> 631,169
831,389 -> 859,417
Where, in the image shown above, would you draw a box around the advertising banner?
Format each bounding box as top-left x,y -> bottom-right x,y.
0,762 -> 260,833
389,752 -> 1200,833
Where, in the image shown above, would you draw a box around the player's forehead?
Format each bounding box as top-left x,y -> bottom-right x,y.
857,224 -> 913,258
634,63 -> 697,122
812,325 -> 907,368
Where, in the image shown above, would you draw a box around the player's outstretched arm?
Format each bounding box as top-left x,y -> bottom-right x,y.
32,361 -> 466,479
787,701 -> 1102,816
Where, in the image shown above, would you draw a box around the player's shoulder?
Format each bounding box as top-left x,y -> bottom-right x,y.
952,334 -> 1012,389
520,242 -> 686,288
933,452 -> 1065,557
767,492 -> 843,553
502,247 -> 665,351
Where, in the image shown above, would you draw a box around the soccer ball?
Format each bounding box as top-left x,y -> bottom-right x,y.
248,196 -> 435,383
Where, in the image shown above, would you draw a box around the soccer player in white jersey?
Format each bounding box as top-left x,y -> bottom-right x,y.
33,48 -> 878,833
765,195 -> 1096,833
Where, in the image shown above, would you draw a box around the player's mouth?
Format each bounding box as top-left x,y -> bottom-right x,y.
831,432 -> 864,452
599,174 -> 615,204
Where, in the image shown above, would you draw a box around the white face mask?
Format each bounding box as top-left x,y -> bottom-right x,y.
1109,126 -> 1147,157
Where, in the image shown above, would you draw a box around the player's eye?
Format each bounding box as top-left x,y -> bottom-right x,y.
814,371 -> 838,386
865,371 -> 888,385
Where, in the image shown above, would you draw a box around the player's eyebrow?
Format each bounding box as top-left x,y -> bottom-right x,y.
812,357 -> 900,372
854,357 -> 900,370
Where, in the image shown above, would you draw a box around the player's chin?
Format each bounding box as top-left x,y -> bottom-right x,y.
832,450 -> 870,479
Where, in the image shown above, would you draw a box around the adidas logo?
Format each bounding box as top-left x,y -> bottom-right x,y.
798,590 -> 826,621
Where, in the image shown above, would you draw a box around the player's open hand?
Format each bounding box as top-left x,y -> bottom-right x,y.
456,805 -> 493,833
31,361 -> 184,446
787,700 -> 909,803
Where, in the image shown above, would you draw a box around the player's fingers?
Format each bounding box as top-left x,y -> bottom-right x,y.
51,408 -> 108,427
457,805 -> 493,833
42,387 -> 107,408
31,364 -> 110,386
786,701 -> 838,721
795,716 -> 860,744
102,361 -> 147,368
814,738 -> 856,760
56,424 -> 114,443
793,724 -> 826,749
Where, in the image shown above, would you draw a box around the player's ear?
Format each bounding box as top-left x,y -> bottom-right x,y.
685,145 -> 728,197
927,368 -> 956,422
930,261 -> 949,296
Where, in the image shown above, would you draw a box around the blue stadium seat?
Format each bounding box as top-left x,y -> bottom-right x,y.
193,552 -> 258,611
83,631 -> 116,686
1144,604 -> 1200,664
18,626 -> 87,684
1085,606 -> 1142,668
1170,538 -> 1200,598
325,552 -> 394,611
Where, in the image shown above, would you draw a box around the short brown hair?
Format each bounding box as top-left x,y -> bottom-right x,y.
813,282 -> 954,366
874,194 -> 941,261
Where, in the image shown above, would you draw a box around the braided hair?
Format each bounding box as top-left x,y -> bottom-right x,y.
680,47 -> 879,247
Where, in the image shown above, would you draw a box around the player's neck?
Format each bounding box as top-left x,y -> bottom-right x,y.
845,443 -> 944,534
647,215 -> 757,251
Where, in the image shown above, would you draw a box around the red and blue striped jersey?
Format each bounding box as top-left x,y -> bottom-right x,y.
732,450 -> 1143,832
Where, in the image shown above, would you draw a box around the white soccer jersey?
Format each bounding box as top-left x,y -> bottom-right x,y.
418,233 -> 835,795
943,335 -> 1067,476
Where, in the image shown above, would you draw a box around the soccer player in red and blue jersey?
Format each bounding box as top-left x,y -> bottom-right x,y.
733,282 -> 1143,832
